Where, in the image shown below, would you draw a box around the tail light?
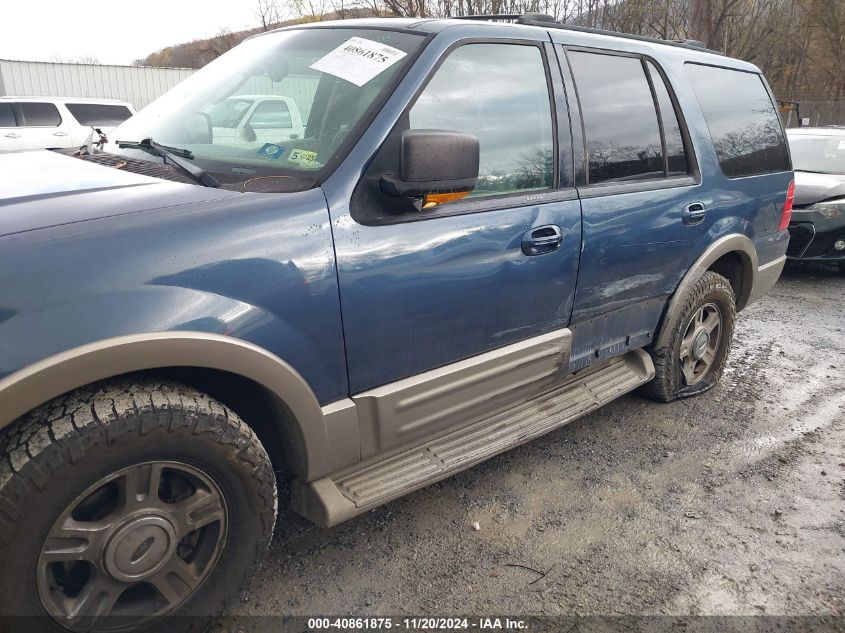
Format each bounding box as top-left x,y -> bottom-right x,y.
778,180 -> 795,231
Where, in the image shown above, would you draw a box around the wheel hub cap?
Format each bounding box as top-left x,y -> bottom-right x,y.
104,515 -> 177,582
691,330 -> 710,360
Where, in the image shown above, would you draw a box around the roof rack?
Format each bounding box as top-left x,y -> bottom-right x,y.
452,13 -> 522,21
451,13 -> 723,55
452,13 -> 552,23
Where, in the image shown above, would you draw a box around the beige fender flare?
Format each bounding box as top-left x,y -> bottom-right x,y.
655,234 -> 757,348
0,332 -> 358,480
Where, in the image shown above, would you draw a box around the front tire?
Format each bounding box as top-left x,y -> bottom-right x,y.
640,271 -> 736,403
0,380 -> 276,633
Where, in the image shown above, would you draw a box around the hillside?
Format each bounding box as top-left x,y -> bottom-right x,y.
139,9 -> 376,69
141,0 -> 845,126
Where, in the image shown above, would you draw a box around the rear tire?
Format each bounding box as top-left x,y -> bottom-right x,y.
640,271 -> 736,403
0,379 -> 277,633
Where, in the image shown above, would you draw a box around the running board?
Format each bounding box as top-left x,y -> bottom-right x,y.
291,349 -> 654,527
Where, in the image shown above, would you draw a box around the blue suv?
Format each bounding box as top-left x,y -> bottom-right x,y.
0,15 -> 792,632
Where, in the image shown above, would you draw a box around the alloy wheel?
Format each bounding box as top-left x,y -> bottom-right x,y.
678,302 -> 722,386
37,461 -> 227,631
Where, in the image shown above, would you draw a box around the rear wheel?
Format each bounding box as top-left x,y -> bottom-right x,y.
640,271 -> 736,402
0,380 -> 276,632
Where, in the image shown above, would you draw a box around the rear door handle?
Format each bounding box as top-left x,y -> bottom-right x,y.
522,225 -> 563,256
682,202 -> 706,225
53,131 -> 69,137
4,133 -> 20,139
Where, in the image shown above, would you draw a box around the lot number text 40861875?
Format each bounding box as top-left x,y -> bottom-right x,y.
307,617 -> 528,630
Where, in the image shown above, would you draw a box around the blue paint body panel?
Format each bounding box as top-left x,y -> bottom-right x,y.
0,158 -> 348,403
0,18 -> 791,417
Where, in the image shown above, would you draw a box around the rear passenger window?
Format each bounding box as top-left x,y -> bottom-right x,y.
409,43 -> 555,197
19,102 -> 61,127
686,64 -> 790,178
568,51 -> 664,184
0,104 -> 16,127
249,101 -> 292,129
65,103 -> 133,127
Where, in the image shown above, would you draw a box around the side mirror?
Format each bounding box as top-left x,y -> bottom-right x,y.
380,130 -> 479,198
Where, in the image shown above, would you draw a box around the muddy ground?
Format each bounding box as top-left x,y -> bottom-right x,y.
218,264 -> 845,627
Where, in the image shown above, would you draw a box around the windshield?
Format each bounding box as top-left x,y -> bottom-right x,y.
108,28 -> 425,189
208,99 -> 253,128
787,133 -> 845,175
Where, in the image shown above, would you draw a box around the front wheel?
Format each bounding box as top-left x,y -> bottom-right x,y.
0,380 -> 277,633
640,271 -> 736,403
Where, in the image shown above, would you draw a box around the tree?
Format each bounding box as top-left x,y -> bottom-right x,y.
255,0 -> 285,30
292,0 -> 331,21
136,0 -> 845,124
199,29 -> 239,63
48,54 -> 101,65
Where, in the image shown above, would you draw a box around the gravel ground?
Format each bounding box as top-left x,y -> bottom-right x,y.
217,264 -> 845,627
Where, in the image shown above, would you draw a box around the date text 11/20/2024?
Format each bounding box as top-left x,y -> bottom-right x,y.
307,617 -> 528,630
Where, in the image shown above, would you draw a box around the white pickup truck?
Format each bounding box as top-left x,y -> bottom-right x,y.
208,94 -> 305,145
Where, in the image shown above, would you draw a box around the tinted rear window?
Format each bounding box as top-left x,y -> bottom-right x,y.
19,102 -> 61,127
66,103 -> 133,126
0,103 -> 16,127
686,64 -> 790,178
249,100 -> 292,129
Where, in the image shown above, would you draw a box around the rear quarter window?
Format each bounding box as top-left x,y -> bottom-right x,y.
65,103 -> 133,127
249,100 -> 293,129
686,63 -> 790,178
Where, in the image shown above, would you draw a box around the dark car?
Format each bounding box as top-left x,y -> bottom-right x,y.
785,127 -> 845,273
0,15 -> 793,632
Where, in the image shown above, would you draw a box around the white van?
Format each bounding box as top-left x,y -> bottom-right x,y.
0,97 -> 135,151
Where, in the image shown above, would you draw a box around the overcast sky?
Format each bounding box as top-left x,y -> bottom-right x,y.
0,0 -> 261,65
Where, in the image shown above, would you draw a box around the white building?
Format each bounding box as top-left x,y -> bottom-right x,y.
0,59 -> 195,111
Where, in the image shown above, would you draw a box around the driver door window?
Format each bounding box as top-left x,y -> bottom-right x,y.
409,43 -> 555,199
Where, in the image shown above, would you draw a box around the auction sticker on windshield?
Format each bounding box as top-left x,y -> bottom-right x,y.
310,37 -> 407,87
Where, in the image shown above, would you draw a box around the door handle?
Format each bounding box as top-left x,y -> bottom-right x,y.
522,225 -> 563,256
682,202 -> 706,225
4,133 -> 20,139
53,131 -> 69,137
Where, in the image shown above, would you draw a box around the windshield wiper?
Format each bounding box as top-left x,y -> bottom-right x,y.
116,138 -> 219,188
